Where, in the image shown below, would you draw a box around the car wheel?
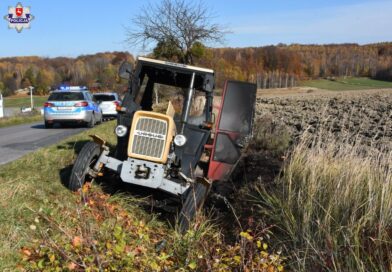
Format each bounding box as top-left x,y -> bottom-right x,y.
44,121 -> 53,128
68,142 -> 101,191
178,181 -> 210,233
87,114 -> 95,128
98,114 -> 103,124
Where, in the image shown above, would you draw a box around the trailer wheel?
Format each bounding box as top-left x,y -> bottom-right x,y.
178,181 -> 210,233
69,142 -> 101,191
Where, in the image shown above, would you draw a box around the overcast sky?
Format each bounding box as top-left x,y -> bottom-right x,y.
0,0 -> 391,57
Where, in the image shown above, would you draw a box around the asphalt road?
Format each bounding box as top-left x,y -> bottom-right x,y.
0,122 -> 86,165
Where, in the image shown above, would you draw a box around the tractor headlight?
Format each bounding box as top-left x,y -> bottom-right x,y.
174,134 -> 187,147
115,125 -> 128,137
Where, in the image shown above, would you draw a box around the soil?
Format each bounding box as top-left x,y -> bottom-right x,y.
255,88 -> 392,149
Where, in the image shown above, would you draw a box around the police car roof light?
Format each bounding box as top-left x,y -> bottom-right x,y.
59,85 -> 70,91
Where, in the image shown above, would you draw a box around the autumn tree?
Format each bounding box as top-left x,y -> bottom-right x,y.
126,0 -> 226,64
22,66 -> 35,88
36,70 -> 54,95
99,64 -> 117,90
0,81 -> 5,95
2,72 -> 18,95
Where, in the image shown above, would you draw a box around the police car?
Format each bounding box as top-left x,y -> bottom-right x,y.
43,86 -> 102,128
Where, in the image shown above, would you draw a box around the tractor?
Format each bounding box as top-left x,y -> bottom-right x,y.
69,57 -> 256,232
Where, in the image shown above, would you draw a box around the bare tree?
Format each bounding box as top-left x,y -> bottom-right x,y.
126,0 -> 226,64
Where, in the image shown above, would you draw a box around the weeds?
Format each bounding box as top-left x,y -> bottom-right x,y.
21,186 -> 285,271
250,115 -> 291,155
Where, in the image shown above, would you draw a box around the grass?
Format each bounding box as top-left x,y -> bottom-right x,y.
0,121 -> 284,271
248,129 -> 392,271
250,115 -> 291,155
0,112 -> 42,128
3,96 -> 48,108
300,77 -> 392,91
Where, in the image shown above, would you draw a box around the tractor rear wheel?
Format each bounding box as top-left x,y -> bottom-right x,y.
178,181 -> 210,233
68,142 -> 101,191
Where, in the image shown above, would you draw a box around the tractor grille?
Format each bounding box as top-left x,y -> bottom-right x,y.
131,117 -> 168,160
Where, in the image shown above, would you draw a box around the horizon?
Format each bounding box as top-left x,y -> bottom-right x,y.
0,0 -> 391,58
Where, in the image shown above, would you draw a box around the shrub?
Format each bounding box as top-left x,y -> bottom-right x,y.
250,115 -> 291,155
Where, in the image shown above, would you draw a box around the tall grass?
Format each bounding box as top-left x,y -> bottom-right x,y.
251,132 -> 392,271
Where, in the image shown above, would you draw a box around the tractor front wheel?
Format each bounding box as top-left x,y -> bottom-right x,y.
68,142 -> 101,191
178,181 -> 210,233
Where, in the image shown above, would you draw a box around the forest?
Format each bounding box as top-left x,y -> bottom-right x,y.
199,42 -> 392,88
0,52 -> 134,96
1,43 -> 392,96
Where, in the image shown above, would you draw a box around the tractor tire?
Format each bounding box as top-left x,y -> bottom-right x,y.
178,181 -> 210,233
68,142 -> 101,191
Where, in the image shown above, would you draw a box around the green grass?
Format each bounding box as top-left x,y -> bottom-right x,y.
300,77 -> 392,91
0,121 -> 283,271
3,96 -> 48,108
0,112 -> 42,128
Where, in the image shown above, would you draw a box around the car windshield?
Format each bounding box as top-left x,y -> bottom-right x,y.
93,94 -> 116,101
48,92 -> 84,101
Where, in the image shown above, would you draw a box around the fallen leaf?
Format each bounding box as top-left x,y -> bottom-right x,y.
188,261 -> 197,270
21,248 -> 31,256
72,236 -> 83,248
68,262 -> 77,270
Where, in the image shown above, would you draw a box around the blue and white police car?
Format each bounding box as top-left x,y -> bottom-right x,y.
43,86 -> 102,128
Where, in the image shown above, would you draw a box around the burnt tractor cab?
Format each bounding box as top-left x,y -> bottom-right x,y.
69,57 -> 256,232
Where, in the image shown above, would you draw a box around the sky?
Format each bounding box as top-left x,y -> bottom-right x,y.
0,0 -> 391,58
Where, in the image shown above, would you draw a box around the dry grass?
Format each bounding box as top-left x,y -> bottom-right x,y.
250,115 -> 291,155
250,129 -> 392,271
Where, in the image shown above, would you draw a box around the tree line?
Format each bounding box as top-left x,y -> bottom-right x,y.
1,43 -> 392,96
0,52 -> 133,96
195,43 -> 392,88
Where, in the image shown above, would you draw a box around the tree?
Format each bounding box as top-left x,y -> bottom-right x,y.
126,0 -> 226,64
24,66 -> 36,86
3,72 -> 18,95
153,38 -> 183,62
100,64 -> 117,90
0,81 -> 4,93
36,69 -> 54,95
